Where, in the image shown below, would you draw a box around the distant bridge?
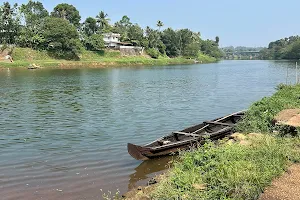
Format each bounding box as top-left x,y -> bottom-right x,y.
224,50 -> 261,60
224,51 -> 260,54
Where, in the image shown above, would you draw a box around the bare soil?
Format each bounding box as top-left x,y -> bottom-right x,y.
274,109 -> 300,127
259,164 -> 300,200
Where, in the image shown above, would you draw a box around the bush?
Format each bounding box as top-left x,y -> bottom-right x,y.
83,34 -> 105,51
41,17 -> 82,60
146,48 -> 160,59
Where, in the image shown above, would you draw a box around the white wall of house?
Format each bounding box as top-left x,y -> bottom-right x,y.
103,33 -> 121,47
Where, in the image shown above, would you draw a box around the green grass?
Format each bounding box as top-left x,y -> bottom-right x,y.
152,135 -> 300,200
236,84 -> 300,133
197,53 -> 218,63
12,48 -> 54,61
0,48 -> 212,68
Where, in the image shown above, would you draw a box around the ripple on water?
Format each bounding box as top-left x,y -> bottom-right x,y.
0,61 -> 296,199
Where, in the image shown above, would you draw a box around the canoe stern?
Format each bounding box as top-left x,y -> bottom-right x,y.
127,143 -> 150,161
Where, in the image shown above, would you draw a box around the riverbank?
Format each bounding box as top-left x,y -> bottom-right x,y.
0,48 -> 217,68
124,84 -> 300,200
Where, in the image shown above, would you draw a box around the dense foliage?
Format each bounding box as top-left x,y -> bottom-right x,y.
0,2 -> 20,44
0,1 -> 222,60
260,36 -> 300,60
42,17 -> 82,59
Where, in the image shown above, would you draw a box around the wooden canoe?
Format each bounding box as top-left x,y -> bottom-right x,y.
128,111 -> 245,160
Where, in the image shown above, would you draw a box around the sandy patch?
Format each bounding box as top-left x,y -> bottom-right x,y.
274,109 -> 300,127
259,164 -> 300,200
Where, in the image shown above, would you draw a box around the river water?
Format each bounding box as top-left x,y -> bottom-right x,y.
0,60 -> 298,199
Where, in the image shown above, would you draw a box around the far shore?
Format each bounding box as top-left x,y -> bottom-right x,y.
0,48 -> 219,69
0,58 -> 199,69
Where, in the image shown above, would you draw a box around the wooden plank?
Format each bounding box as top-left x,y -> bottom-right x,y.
206,127 -> 232,137
151,127 -> 233,151
204,121 -> 234,126
190,110 -> 244,135
151,138 -> 198,151
173,131 -> 201,137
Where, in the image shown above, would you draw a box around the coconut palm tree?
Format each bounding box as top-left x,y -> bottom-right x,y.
157,20 -> 164,31
215,36 -> 220,45
96,11 -> 110,31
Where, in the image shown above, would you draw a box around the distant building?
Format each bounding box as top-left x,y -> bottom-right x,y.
103,33 -> 131,48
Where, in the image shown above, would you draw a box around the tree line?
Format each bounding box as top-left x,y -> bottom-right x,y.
260,36 -> 300,60
0,1 -> 223,60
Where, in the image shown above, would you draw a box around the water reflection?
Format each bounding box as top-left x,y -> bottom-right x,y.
128,156 -> 175,190
0,61 -> 299,199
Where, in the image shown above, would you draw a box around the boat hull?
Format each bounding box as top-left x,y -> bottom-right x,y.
127,111 -> 244,160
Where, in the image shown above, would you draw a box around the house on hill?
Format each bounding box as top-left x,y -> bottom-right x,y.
103,33 -> 144,56
103,33 -> 131,48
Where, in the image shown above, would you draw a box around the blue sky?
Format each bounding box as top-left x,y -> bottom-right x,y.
7,0 -> 300,47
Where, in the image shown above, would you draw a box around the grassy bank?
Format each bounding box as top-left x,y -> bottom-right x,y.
0,48 -> 217,68
148,84 -> 300,200
151,136 -> 300,200
236,84 -> 300,133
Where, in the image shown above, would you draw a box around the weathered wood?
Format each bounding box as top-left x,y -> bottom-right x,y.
204,121 -> 233,126
190,111 -> 244,134
173,131 -> 201,137
128,111 -> 245,160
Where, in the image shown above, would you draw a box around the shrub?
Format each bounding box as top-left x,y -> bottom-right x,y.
146,48 -> 160,59
41,17 -> 82,60
83,34 -> 105,51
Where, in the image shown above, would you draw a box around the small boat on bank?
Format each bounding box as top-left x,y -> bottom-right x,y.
127,111 -> 245,160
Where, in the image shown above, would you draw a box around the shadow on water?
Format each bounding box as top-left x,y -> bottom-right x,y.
127,156 -> 176,190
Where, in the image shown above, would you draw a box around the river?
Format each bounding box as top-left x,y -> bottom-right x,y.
0,60 -> 298,199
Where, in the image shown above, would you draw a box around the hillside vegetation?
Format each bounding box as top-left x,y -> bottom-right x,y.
0,1 -> 222,65
260,36 -> 300,60
2,47 -> 213,68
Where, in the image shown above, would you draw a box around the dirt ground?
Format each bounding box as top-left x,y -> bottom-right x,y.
274,109 -> 300,127
259,164 -> 300,200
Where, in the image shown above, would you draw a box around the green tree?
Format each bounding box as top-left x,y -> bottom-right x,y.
115,15 -> 131,31
177,29 -> 194,56
18,1 -> 48,48
41,17 -> 82,59
96,11 -> 110,32
183,43 -> 200,58
20,0 -> 48,27
157,20 -> 164,31
82,17 -> 98,36
145,27 -> 160,48
51,3 -> 81,27
84,34 -> 105,51
201,39 -> 223,58
215,36 -> 220,46
161,28 -> 180,57
146,48 -> 160,59
127,24 -> 144,46
0,2 -> 20,44
113,15 -> 132,41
